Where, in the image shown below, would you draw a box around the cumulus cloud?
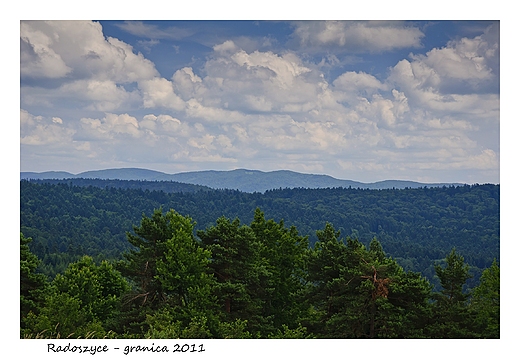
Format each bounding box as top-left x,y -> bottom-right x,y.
184,99 -> 247,123
172,67 -> 204,100
21,21 -> 158,82
59,79 -> 139,111
20,22 -> 72,78
387,24 -> 499,119
140,114 -> 193,137
20,109 -> 75,146
20,20 -> 163,113
389,58 -> 499,119
80,113 -> 141,139
333,71 -> 387,94
164,35 -> 497,181
184,41 -> 331,115
140,77 -> 185,111
409,24 -> 499,92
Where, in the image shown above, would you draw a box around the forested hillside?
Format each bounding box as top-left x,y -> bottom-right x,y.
21,179 -> 499,290
21,208 -> 500,339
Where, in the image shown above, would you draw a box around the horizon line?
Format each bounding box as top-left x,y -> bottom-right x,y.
17,166 -> 485,185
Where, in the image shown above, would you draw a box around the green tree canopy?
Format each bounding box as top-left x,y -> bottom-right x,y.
430,248 -> 475,338
471,259 -> 499,338
305,224 -> 432,338
117,208 -> 219,337
24,255 -> 128,338
20,233 -> 48,334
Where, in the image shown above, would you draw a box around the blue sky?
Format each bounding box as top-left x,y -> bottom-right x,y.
20,18 -> 500,184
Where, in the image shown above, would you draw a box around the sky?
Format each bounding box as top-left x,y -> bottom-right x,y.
20,19 -> 500,184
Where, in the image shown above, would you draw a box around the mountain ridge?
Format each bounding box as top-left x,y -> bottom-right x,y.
20,167 -> 465,192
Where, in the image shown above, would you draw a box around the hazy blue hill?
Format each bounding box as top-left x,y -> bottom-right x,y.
169,169 -> 363,192
77,168 -> 167,181
20,171 -> 75,180
168,169 -> 462,192
21,167 -> 464,192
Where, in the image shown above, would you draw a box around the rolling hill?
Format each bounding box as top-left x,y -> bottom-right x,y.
21,168 -> 464,193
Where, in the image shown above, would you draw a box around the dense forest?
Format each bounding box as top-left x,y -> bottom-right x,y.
21,179 -> 499,286
20,179 -> 499,338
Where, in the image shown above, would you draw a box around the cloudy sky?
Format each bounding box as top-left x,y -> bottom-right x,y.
20,19 -> 500,184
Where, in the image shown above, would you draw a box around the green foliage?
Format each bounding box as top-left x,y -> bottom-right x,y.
197,215 -> 268,336
429,249 -> 476,338
195,209 -> 310,337
215,319 -> 252,339
20,182 -> 500,339
305,224 -> 433,338
23,256 -> 128,338
116,209 -> 220,337
249,208 -> 309,335
435,248 -> 471,302
470,259 -> 499,338
20,233 -> 48,334
21,180 -> 499,286
267,324 -> 312,339
53,256 -> 129,322
24,292 -> 100,338
144,308 -> 213,339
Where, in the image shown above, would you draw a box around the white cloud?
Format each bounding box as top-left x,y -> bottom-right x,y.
185,99 -> 247,123
20,109 -> 75,146
230,49 -> 311,87
80,113 -> 141,139
20,21 -> 72,78
466,149 -> 499,170
20,20 -> 163,115
21,21 -> 159,83
291,21 -> 424,52
387,25 -> 499,121
184,41 -> 333,116
242,115 -> 348,154
188,134 -> 216,150
410,29 -> 498,83
333,71 -> 387,95
213,40 -> 240,55
425,117 -> 474,130
103,37 -> 159,83
140,114 -> 191,136
116,21 -> 197,41
172,67 -> 204,100
140,77 -> 185,111
59,79 -> 138,111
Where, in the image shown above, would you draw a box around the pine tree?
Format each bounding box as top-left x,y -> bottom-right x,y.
20,233 -> 48,335
249,208 -> 309,336
430,248 -> 475,338
305,226 -> 432,338
117,209 -> 218,336
118,208 -> 175,307
197,215 -> 266,336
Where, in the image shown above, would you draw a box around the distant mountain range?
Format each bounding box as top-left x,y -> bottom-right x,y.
20,168 -> 464,193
